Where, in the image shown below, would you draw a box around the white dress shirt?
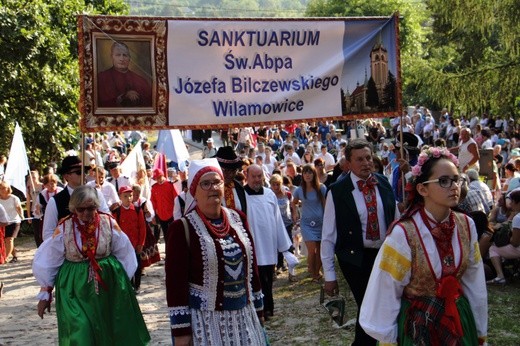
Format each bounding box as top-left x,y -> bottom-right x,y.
321,173 -> 399,281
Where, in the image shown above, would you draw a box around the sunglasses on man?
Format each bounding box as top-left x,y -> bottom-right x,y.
66,170 -> 83,175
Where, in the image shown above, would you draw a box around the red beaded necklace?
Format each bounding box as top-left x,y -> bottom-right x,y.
197,206 -> 230,238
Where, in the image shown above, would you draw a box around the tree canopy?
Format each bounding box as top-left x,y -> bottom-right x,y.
306,0 -> 520,118
2,0 -> 519,172
0,0 -> 128,171
410,0 -> 520,116
127,0 -> 308,17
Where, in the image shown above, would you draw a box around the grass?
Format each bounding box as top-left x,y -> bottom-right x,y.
269,257 -> 520,345
487,283 -> 520,345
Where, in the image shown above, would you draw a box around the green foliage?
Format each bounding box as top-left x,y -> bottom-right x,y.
305,0 -> 430,111
306,0 -> 520,117
409,0 -> 520,116
127,0 -> 308,17
0,0 -> 128,171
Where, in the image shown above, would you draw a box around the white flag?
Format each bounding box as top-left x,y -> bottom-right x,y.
4,123 -> 30,198
156,130 -> 190,171
120,140 -> 146,181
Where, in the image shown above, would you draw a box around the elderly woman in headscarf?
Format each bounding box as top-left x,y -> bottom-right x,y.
165,159 -> 266,346
32,185 -> 150,345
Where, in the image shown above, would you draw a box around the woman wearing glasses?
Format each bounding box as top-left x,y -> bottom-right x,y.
32,185 -> 150,345
313,158 -> 335,187
360,147 -> 488,345
165,159 -> 266,346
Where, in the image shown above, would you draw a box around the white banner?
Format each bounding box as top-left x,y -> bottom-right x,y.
167,20 -> 344,125
79,15 -> 401,131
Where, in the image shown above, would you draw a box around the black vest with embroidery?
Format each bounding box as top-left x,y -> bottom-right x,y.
330,172 -> 397,267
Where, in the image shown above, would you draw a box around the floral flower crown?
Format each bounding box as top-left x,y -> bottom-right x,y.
411,146 -> 459,178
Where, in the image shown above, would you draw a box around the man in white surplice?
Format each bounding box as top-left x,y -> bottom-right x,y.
244,164 -> 297,320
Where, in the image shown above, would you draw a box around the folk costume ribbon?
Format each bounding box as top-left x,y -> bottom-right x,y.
357,176 -> 380,240
72,213 -> 107,293
224,181 -> 237,209
420,208 -> 457,276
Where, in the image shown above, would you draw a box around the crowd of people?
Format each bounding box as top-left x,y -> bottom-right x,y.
0,107 -> 519,344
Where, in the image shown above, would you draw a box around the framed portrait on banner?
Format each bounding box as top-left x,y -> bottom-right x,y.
78,16 -> 168,131
94,35 -> 154,110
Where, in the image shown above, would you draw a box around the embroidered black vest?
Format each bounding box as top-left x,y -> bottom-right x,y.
330,172 -> 397,267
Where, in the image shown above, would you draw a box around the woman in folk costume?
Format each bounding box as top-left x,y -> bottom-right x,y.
33,186 -> 150,345
359,147 -> 488,345
166,159 -> 266,346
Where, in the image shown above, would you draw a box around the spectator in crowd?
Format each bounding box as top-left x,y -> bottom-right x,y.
451,127 -> 480,173
150,168 -> 178,244
314,158 -> 335,188
37,174 -> 63,247
106,161 -> 132,191
331,156 -> 350,183
422,116 -> 434,145
284,161 -> 302,187
270,173 -> 298,281
480,129 -> 493,149
292,164 -> 327,283
283,144 -> 302,166
457,173 -> 489,215
317,146 -> 336,171
466,169 -> 493,211
0,204 -> 8,265
391,132 -> 420,207
0,155 -> 6,180
173,180 -> 191,221
201,138 -> 217,159
86,166 -> 120,211
487,189 -> 520,284
263,146 -> 279,175
502,163 -> 519,191
0,182 -> 22,263
26,170 -> 43,247
489,193 -> 513,230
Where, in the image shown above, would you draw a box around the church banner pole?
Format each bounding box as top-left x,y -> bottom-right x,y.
399,112 -> 406,208
81,132 -> 85,185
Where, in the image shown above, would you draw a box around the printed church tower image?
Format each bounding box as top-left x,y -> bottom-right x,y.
343,33 -> 397,115
370,38 -> 388,101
